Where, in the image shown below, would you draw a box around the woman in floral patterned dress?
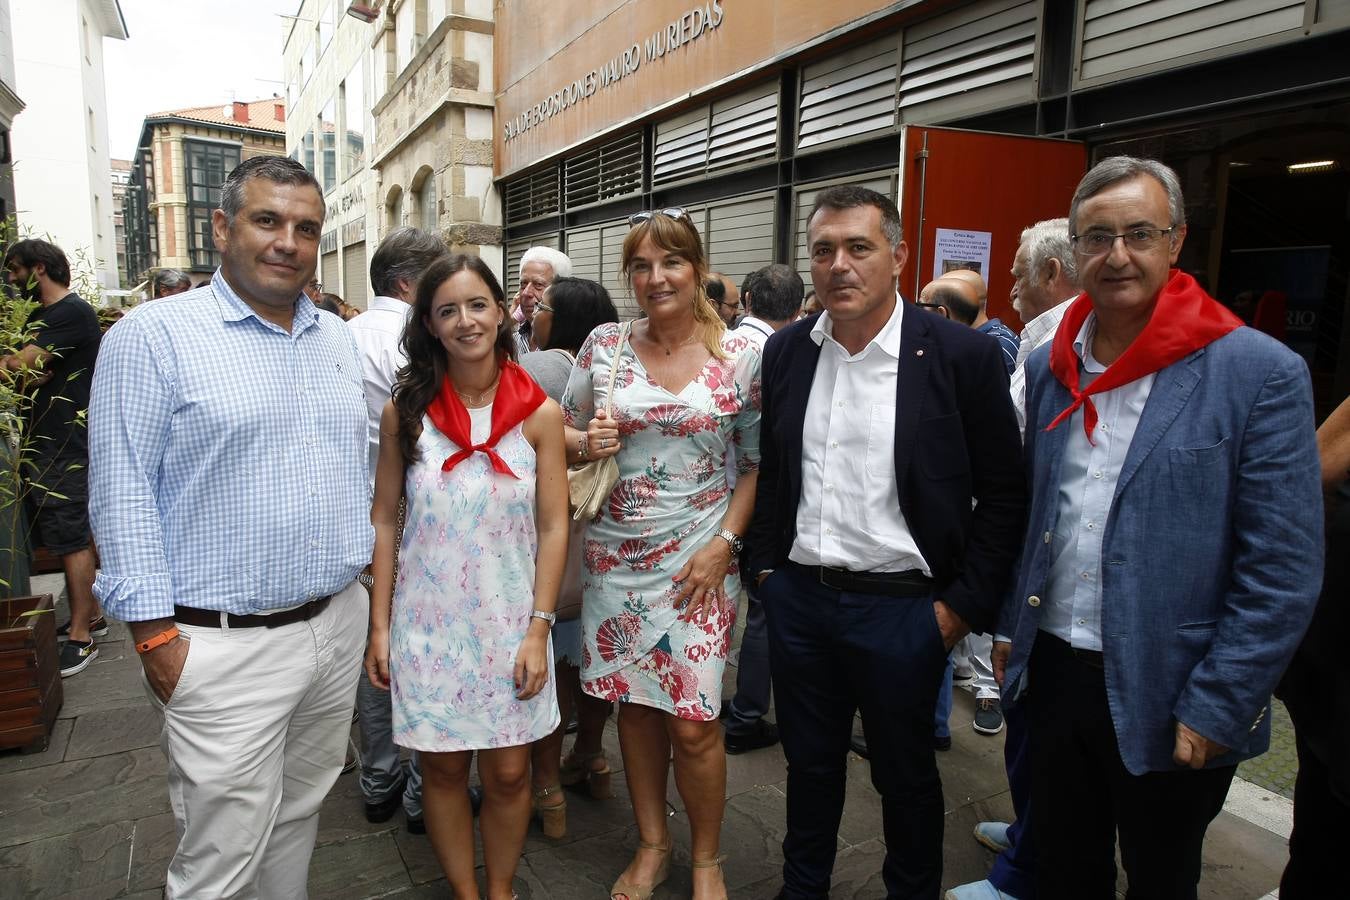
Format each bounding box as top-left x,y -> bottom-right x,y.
365,254 -> 569,900
561,211 -> 761,900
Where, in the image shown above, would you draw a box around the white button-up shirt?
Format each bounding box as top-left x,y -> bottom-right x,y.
789,296 -> 930,575
347,296 -> 413,486
1042,313 -> 1154,650
1010,297 -> 1074,437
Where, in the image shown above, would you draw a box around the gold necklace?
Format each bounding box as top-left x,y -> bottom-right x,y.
652,330 -> 698,356
454,372 -> 500,406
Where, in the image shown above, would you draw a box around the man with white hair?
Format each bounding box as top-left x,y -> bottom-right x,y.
514,246 -> 572,355
947,219 -> 1080,900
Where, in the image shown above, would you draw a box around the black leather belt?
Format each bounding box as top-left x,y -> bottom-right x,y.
1043,632 -> 1104,669
797,563 -> 933,597
174,596 -> 332,629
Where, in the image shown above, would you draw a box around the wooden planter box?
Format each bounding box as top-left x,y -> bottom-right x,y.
0,593 -> 63,753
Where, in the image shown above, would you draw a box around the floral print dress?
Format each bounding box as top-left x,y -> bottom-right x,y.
561,323 -> 761,721
390,406 -> 560,751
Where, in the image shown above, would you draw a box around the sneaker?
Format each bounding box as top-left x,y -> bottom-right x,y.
933,734 -> 952,752
973,698 -> 1005,735
59,639 -> 99,677
365,774 -> 408,824
725,718 -> 780,754
342,737 -> 360,774
944,880 -> 1021,900
973,821 -> 1012,853
56,616 -> 109,642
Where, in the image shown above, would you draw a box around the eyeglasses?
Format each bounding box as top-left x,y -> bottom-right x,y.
628,207 -> 688,226
915,300 -> 950,317
532,301 -> 554,317
1071,226 -> 1177,256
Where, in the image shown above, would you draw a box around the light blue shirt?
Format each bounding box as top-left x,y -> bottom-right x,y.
89,270 -> 374,622
1041,314 -> 1154,651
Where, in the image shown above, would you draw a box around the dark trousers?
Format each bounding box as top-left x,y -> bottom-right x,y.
1027,632 -> 1236,900
1280,727 -> 1350,897
762,563 -> 948,900
987,699 -> 1035,899
725,570 -> 772,733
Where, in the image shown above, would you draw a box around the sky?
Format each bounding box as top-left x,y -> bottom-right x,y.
104,0 -> 302,161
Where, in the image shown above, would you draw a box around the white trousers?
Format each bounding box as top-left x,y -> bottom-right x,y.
953,631 -> 1000,700
145,582 -> 366,900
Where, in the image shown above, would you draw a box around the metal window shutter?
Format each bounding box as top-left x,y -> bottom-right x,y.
503,166 -> 561,224
504,234 -> 560,298
702,193 -> 776,296
342,242 -> 369,308
792,173 -> 898,286
1078,0 -> 1304,84
798,36 -> 899,152
565,132 -> 643,210
655,82 -> 779,186
565,225 -> 603,283
653,106 -> 711,186
321,251 -> 340,296
600,221 -> 634,319
899,0 -> 1038,124
708,84 -> 779,172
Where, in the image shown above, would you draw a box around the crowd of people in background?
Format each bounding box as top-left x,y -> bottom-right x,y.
1,150 -> 1342,900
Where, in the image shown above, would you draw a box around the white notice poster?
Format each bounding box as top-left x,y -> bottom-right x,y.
932,228 -> 993,281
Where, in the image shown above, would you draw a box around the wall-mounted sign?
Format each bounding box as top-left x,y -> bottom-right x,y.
502,1 -> 724,143
931,228 -> 993,282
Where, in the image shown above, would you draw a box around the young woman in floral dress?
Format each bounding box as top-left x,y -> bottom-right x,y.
365,254 -> 569,900
561,210 -> 761,900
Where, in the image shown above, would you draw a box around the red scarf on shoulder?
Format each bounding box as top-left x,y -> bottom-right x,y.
426,358 -> 546,478
1046,269 -> 1242,443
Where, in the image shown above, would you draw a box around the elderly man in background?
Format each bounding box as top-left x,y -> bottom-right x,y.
947,218 -> 1081,900
90,156 -> 372,898
513,246 -> 571,355
152,269 -> 193,299
994,157 -> 1322,899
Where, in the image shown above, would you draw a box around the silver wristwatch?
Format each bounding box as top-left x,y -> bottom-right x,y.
530,610 -> 557,627
715,528 -> 744,554
357,572 -> 375,588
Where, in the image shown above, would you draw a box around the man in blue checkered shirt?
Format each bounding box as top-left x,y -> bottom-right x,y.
89,155 -> 374,899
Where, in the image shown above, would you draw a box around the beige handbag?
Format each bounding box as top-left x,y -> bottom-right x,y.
567,323 -> 630,522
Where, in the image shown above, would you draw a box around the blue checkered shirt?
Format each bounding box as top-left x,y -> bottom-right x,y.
89,271 -> 374,622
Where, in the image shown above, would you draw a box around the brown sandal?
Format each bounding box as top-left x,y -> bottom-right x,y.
533,784 -> 566,839
609,839 -> 671,900
560,749 -> 613,799
691,855 -> 727,900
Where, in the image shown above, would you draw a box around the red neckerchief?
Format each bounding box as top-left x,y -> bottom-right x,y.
1046,269 -> 1242,443
426,358 -> 546,478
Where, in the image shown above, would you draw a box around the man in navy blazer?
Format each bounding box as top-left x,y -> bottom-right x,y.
993,157 -> 1323,899
748,185 -> 1026,899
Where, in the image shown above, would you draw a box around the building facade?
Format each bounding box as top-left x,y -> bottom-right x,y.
9,0 -> 126,290
284,0 -> 501,304
284,0 -> 379,308
123,99 -> 287,287
494,0 -> 1350,411
110,157 -> 129,284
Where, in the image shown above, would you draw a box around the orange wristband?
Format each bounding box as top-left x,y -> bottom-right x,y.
135,626 -> 180,655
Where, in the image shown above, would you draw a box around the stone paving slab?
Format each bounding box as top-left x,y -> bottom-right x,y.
65,705 -> 164,761
0,821 -> 134,900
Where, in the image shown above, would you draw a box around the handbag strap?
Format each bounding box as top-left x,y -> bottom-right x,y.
603,322 -> 631,417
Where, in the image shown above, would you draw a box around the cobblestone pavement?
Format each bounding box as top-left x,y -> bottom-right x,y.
0,575 -> 1294,898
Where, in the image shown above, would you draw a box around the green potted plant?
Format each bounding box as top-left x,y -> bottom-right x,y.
0,216 -> 94,752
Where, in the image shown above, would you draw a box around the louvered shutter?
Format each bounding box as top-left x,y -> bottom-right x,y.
565,131 -> 643,210
655,82 -> 779,186
321,251 -> 340,296
1077,0 -> 1304,85
342,242 -> 369,308
703,193 -> 776,293
899,0 -> 1038,123
503,166 -> 561,224
798,37 -> 899,152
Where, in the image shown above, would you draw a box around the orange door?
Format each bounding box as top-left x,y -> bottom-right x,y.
898,125 -> 1087,330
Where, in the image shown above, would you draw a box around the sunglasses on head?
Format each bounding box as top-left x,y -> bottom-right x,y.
628,207 -> 689,226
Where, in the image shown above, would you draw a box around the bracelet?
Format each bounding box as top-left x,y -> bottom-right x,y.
357,573 -> 374,588
578,434 -> 589,460
136,626 -> 181,655
530,610 -> 557,627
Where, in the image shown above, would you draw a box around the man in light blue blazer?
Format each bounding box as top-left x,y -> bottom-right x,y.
991,156 -> 1323,900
